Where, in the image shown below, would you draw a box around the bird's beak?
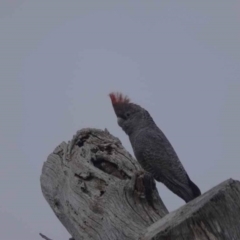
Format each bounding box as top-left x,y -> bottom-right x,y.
117,117 -> 124,125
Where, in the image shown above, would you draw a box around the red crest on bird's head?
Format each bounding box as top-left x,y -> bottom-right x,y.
109,92 -> 131,105
108,92 -> 149,135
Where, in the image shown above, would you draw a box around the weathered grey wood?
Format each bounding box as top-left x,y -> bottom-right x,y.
140,178 -> 240,240
39,233 -> 53,240
40,128 -> 168,240
39,233 -> 74,240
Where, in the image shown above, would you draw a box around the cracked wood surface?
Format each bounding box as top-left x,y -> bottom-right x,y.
40,128 -> 168,240
140,178 -> 240,240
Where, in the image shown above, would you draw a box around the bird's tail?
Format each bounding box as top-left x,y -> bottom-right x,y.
164,175 -> 201,203
161,174 -> 201,203
184,174 -> 201,202
188,176 -> 201,197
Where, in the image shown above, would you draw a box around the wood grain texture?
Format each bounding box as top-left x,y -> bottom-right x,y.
40,128 -> 168,240
140,179 -> 240,240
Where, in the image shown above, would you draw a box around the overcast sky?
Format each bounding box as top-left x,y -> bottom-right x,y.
0,1 -> 240,239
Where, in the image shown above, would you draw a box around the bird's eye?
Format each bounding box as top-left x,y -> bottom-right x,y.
125,112 -> 131,118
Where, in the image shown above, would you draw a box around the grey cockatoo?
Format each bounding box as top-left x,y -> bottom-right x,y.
109,92 -> 201,203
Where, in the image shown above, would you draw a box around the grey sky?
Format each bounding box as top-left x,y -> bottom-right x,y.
0,1 -> 239,239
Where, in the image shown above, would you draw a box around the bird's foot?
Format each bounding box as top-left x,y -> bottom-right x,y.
134,170 -> 156,209
134,170 -> 146,198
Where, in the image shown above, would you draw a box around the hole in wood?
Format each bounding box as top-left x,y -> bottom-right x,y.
91,157 -> 131,180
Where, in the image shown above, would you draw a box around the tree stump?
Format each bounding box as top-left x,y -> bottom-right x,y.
40,128 -> 168,240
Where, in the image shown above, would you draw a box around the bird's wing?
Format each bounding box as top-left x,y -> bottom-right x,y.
132,127 -> 200,202
135,128 -> 189,186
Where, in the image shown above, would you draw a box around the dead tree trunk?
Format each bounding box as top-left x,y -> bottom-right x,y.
41,128 -> 240,240
40,128 -> 168,240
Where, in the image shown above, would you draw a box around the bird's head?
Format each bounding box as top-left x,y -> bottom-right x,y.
109,92 -> 152,135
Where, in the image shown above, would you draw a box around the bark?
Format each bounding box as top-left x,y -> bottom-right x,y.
40,128 -> 168,240
41,128 -> 240,240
